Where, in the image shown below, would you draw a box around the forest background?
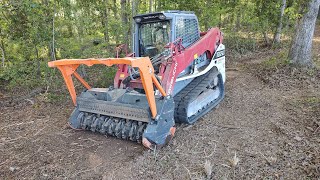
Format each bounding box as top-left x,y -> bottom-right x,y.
0,0 -> 319,94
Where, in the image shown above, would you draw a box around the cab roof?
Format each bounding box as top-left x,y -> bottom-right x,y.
133,10 -> 196,23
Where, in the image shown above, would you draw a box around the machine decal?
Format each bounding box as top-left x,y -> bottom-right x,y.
214,49 -> 225,59
168,61 -> 178,94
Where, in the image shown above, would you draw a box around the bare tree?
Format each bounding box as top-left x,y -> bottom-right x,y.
51,1 -> 56,60
102,0 -> 109,44
273,0 -> 287,44
131,0 -> 138,51
263,31 -> 270,45
121,0 -> 129,45
0,40 -> 5,67
110,0 -> 120,44
132,0 -> 138,16
111,0 -> 119,19
288,0 -> 320,67
149,0 -> 153,12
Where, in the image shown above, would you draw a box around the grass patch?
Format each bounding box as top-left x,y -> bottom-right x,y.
261,50 -> 290,68
300,96 -> 320,104
43,93 -> 67,103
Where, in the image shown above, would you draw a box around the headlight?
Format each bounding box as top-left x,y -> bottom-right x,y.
135,17 -> 142,23
159,14 -> 166,20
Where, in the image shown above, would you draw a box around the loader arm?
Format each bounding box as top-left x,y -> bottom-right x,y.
48,57 -> 166,119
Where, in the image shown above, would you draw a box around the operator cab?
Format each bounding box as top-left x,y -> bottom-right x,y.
139,20 -> 170,57
133,11 -> 200,58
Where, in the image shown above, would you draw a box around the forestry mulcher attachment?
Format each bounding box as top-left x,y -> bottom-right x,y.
48,11 -> 226,149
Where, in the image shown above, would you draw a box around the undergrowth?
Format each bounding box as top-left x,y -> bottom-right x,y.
249,50 -> 320,91
224,33 -> 258,55
0,36 -> 118,98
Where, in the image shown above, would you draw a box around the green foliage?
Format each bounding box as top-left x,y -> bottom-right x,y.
263,50 -> 290,68
224,34 -> 257,55
304,96 -> 320,104
36,92 -> 67,103
0,0 -> 303,92
0,60 -> 57,90
56,35 -> 113,59
0,38 -> 116,91
86,65 -> 118,88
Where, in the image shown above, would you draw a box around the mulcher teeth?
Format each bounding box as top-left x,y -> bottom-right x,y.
68,96 -> 176,148
77,112 -> 147,142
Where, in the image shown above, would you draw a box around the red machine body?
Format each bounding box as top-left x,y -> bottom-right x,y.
114,28 -> 223,95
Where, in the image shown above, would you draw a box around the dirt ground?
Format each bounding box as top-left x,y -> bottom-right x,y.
1,27 -> 319,179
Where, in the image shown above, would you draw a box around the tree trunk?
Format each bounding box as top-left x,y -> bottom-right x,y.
35,45 -> 41,79
219,13 -> 222,28
51,3 -> 56,61
0,40 -> 6,67
121,0 -> 129,46
204,0 -> 213,30
111,0 -> 120,44
132,0 -> 138,51
273,0 -> 287,44
111,0 -> 119,19
158,0 -> 163,10
235,10 -> 241,32
149,0 -> 153,12
132,0 -> 138,16
103,0 -> 109,44
288,0 -> 320,67
263,31 -> 270,45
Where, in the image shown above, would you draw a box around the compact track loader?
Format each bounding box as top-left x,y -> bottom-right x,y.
48,11 -> 226,149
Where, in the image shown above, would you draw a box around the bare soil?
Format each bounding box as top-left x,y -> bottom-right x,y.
1,26 -> 319,179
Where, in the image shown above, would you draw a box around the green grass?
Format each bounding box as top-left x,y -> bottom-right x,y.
303,96 -> 320,104
262,50 -> 290,68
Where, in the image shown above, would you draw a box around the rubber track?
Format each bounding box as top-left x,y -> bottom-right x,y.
174,69 -> 218,124
77,112 -> 147,143
173,70 -> 210,119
